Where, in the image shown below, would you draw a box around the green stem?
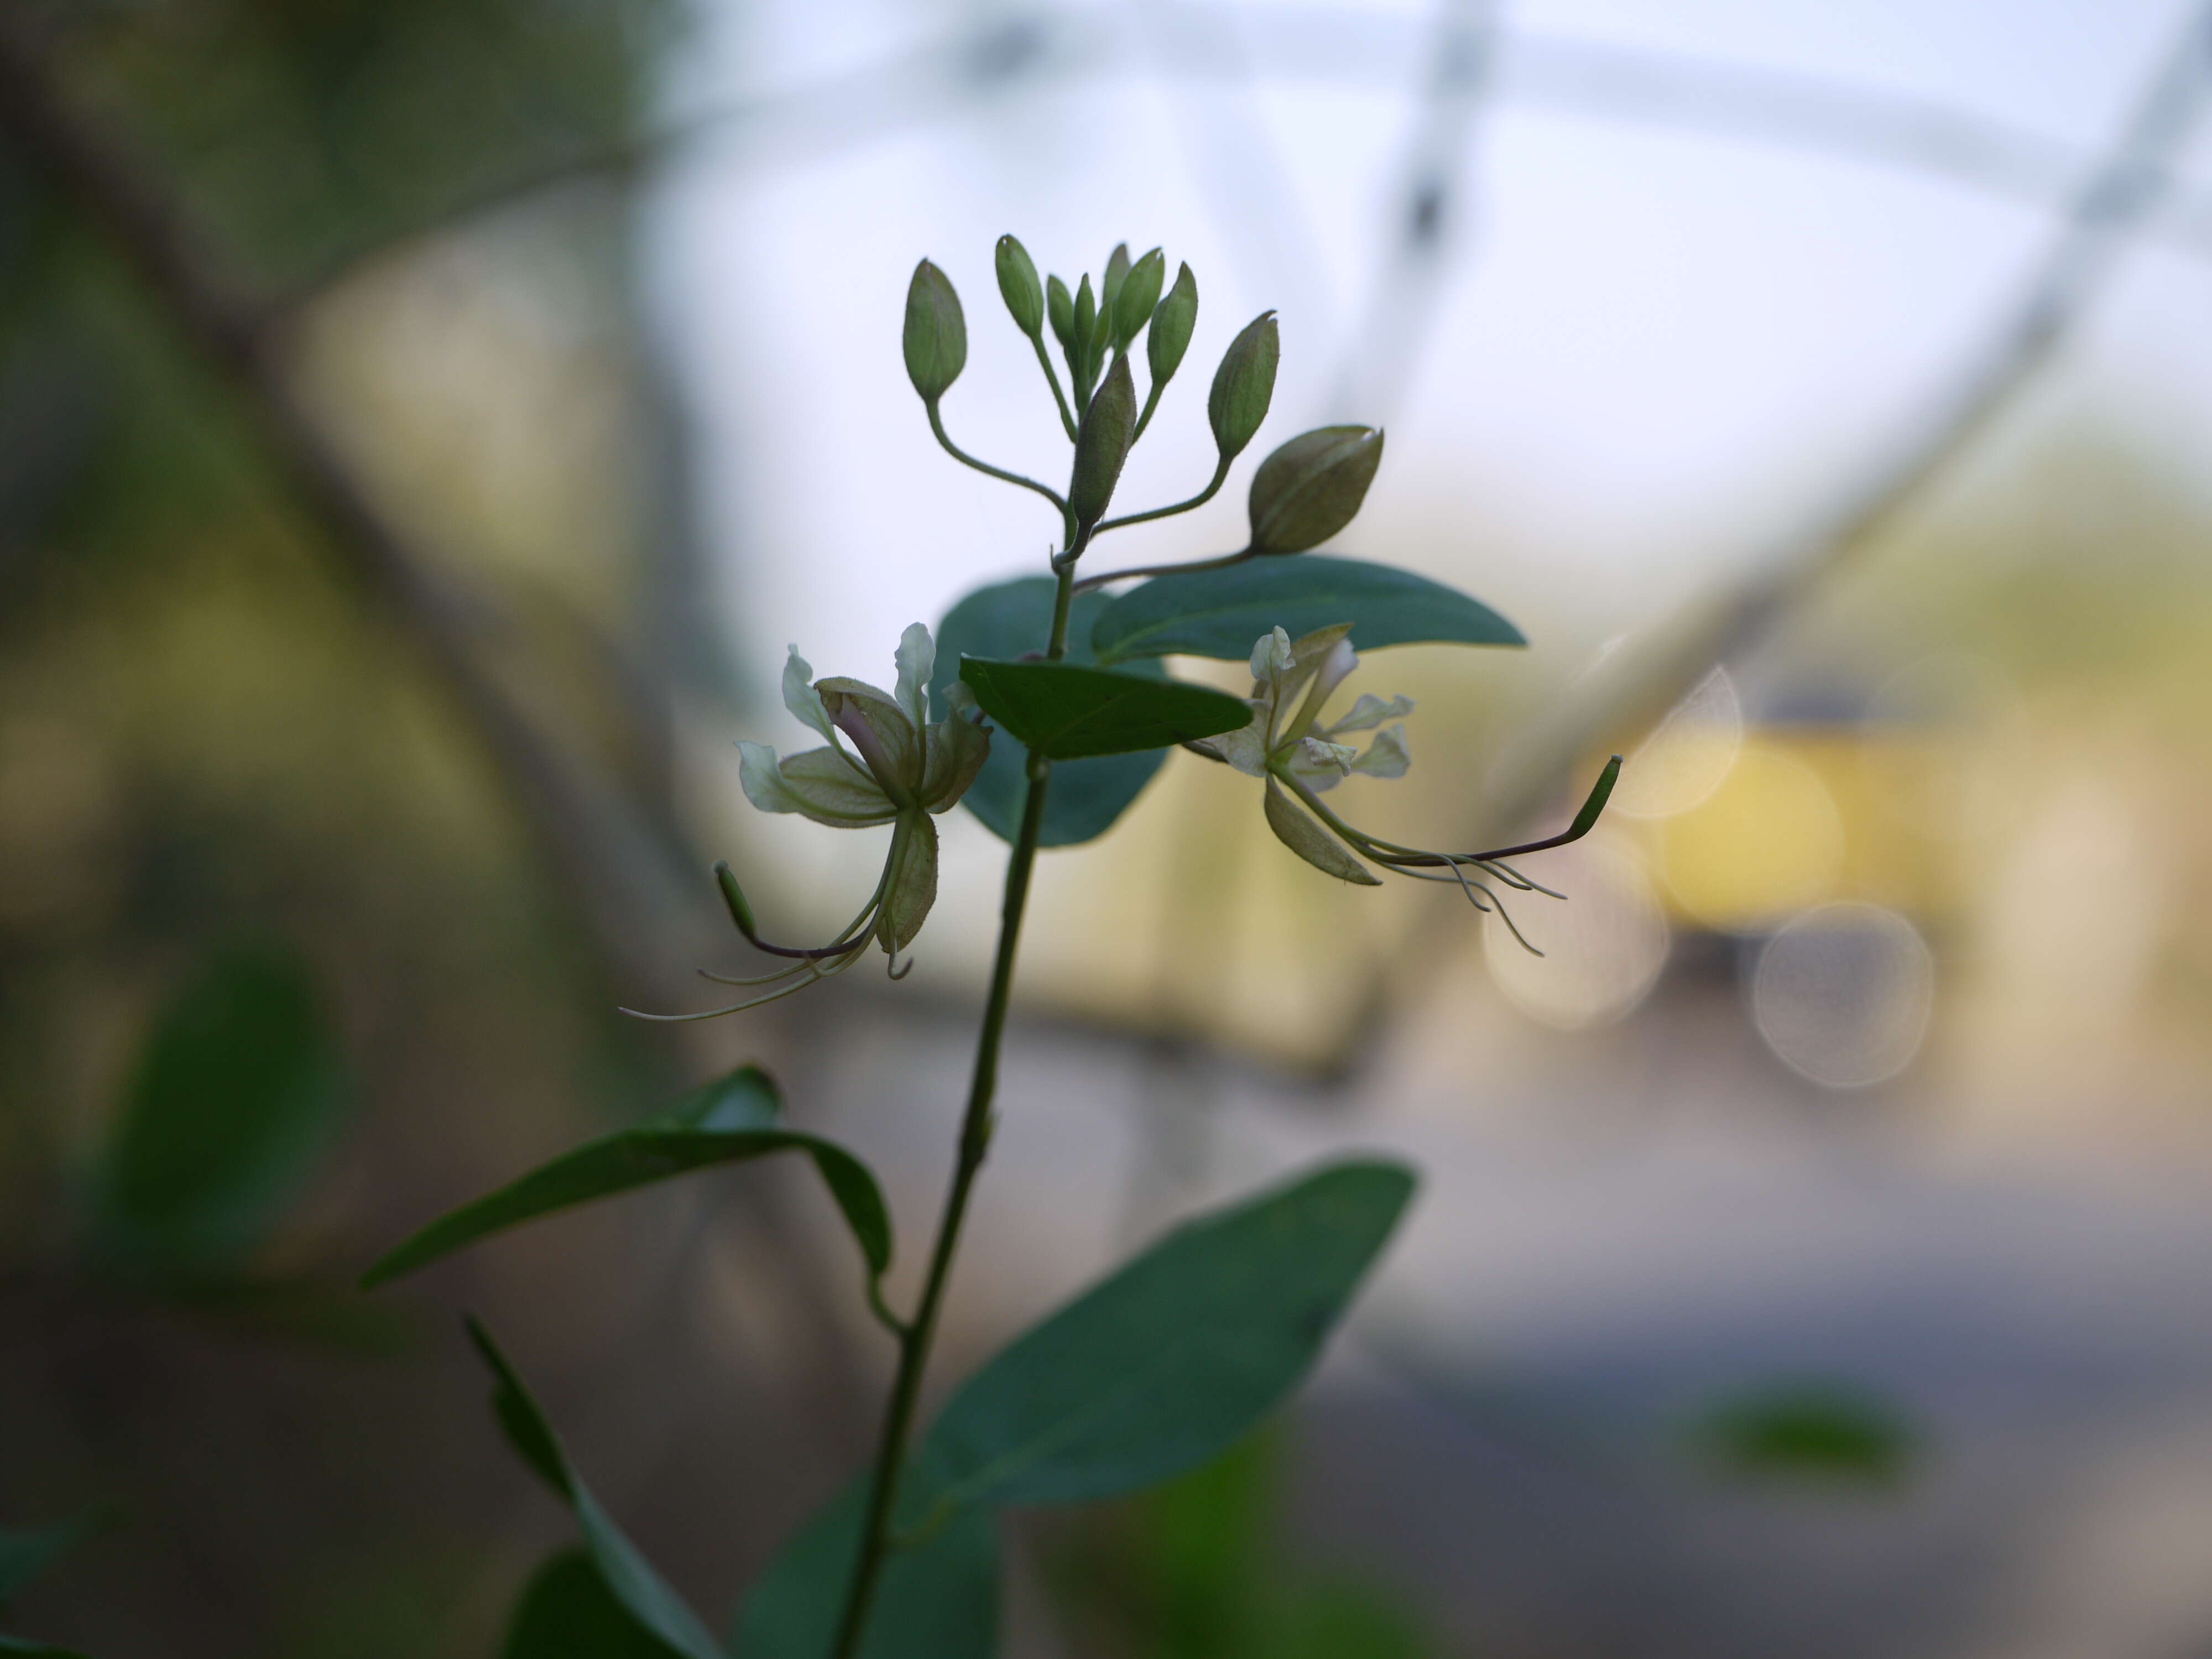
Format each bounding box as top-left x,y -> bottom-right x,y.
1071,545 -> 1254,594
1029,335 -> 1078,441
827,565 -> 1075,1659
927,400 -> 1076,545
1093,454 -> 1231,536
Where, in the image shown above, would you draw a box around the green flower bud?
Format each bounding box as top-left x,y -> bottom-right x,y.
1207,311 -> 1279,461
1073,273 -> 1098,382
1102,241 -> 1131,319
1112,247 -> 1165,351
995,234 -> 1044,338
1069,354 -> 1137,529
1047,274 -> 1076,358
1147,262 -> 1198,388
1246,426 -> 1385,554
902,259 -> 966,403
714,860 -> 760,942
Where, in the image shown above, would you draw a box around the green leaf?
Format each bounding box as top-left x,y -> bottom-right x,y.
912,1160 -> 1416,1511
361,1068 -> 890,1310
90,946 -> 349,1277
504,1550 -> 691,1659
0,1516 -> 96,1605
959,658 -> 1249,761
468,1321 -> 726,1659
1093,555 -> 1524,664
734,1480 -> 997,1659
1687,1381 -> 1917,1487
930,577 -> 1171,847
0,1636 -> 93,1657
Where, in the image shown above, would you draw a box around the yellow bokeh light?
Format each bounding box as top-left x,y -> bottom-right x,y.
1655,743 -> 1845,932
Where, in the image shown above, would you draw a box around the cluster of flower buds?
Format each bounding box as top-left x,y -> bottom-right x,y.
1193,626 -> 1621,950
629,626 -> 990,1021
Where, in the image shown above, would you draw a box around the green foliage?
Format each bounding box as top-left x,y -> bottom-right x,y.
0,1636 -> 93,1657
902,261 -> 967,404
1247,427 -> 1386,555
504,1551 -> 689,1659
735,1484 -> 998,1659
1093,555 -> 1525,664
469,1321 -> 725,1659
958,659 -> 1250,761
361,1068 -> 892,1318
930,577 -> 1172,846
0,1518 -> 93,1608
1687,1380 -> 1918,1488
737,1161 -> 1414,1648
90,946 -> 349,1279
915,1160 -> 1414,1511
1206,314 -> 1280,461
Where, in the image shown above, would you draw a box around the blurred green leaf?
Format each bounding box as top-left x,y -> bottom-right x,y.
931,577 -> 1170,846
0,1516 -> 95,1606
467,1321 -> 724,1659
0,1636 -> 93,1657
90,946 -> 349,1279
733,1480 -> 997,1659
362,1068 -> 889,1307
1093,556 -> 1525,664
914,1160 -> 1416,1511
503,1550 -> 690,1659
1687,1380 -> 1917,1487
959,659 -> 1248,761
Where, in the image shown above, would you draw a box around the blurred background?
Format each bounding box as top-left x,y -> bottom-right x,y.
6,0 -> 2212,1653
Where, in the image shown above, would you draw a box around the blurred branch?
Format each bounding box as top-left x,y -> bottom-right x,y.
1329,0 -> 1499,420
0,19 -> 702,1002
275,6 -> 2212,318
1332,0 -> 2212,1077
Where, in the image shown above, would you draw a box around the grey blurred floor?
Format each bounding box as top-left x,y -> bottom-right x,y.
785,982 -> 2212,1659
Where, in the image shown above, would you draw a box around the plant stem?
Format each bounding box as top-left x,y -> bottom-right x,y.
827,565 -> 1075,1659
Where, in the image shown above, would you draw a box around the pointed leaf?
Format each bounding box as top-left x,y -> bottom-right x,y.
912,1160 -> 1415,1511
960,659 -> 1249,760
468,1322 -> 726,1659
1093,556 -> 1524,664
734,1480 -> 997,1659
1263,780 -> 1381,885
362,1069 -> 890,1307
504,1550 -> 691,1658
91,946 -> 349,1277
930,577 -> 1171,846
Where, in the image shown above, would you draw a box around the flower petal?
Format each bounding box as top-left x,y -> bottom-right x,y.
817,677 -> 924,799
921,697 -> 992,811
876,810 -> 939,951
739,742 -> 896,826
1326,693 -> 1415,735
782,646 -> 838,744
894,622 -> 935,731
1350,723 -> 1412,779
1262,777 -> 1381,885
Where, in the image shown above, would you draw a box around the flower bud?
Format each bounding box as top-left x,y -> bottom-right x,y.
1047,274 -> 1076,358
902,259 -> 966,403
1246,425 -> 1385,554
1073,273 -> 1099,382
1112,247 -> 1165,349
714,860 -> 761,943
1147,262 -> 1198,389
1207,311 -> 1279,461
1069,354 -> 1137,529
1102,241 -> 1131,319
995,234 -> 1044,339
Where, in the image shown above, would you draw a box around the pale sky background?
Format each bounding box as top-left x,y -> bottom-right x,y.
645,0 -> 2212,692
